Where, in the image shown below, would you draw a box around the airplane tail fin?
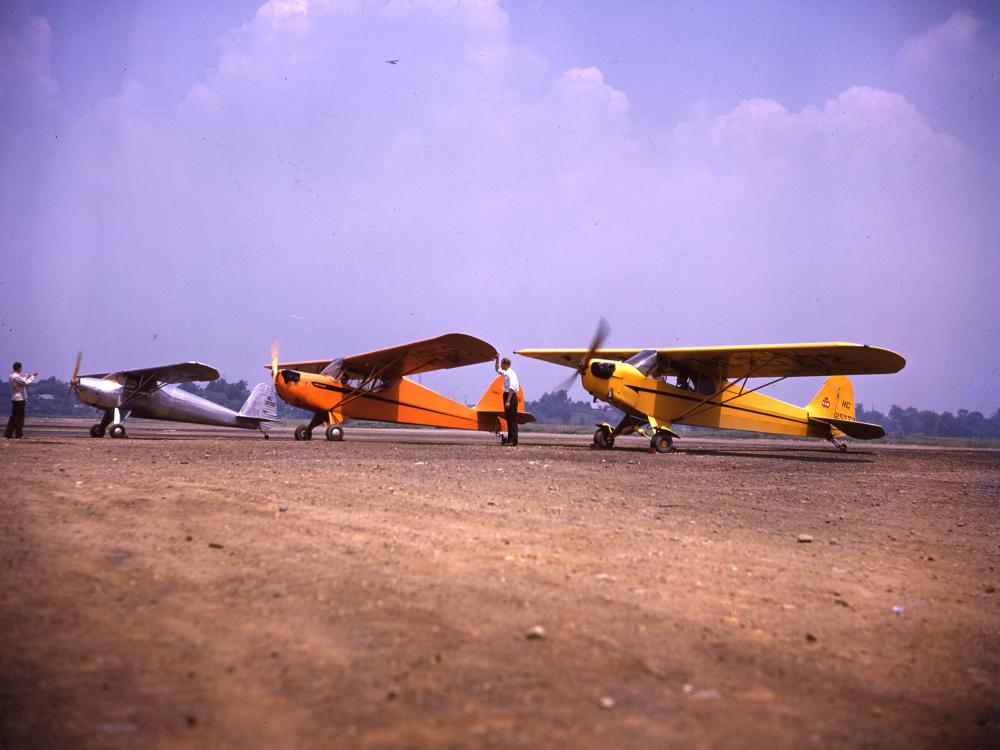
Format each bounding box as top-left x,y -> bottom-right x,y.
474,375 -> 535,425
805,375 -> 885,440
805,375 -> 855,421
240,382 -> 279,421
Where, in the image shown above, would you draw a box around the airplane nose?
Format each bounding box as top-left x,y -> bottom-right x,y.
590,361 -> 616,379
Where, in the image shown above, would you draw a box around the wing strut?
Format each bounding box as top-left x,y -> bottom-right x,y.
667,353 -> 788,423
326,350 -> 421,412
119,369 -> 189,408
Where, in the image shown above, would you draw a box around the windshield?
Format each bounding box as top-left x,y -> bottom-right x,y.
625,349 -> 660,375
320,358 -> 345,379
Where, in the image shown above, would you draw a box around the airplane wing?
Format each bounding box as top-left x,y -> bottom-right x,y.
516,343 -> 905,379
84,362 -> 220,387
276,334 -> 498,379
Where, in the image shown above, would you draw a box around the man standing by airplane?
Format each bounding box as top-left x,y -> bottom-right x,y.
496,356 -> 520,446
5,361 -> 38,439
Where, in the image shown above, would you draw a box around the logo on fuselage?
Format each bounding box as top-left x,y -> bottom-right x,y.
822,397 -> 831,408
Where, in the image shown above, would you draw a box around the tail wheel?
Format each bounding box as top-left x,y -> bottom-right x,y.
89,424 -> 105,438
109,424 -> 127,439
325,425 -> 344,442
294,425 -> 312,441
593,427 -> 614,450
650,432 -> 673,454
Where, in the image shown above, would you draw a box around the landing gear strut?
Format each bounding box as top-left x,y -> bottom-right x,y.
830,438 -> 848,453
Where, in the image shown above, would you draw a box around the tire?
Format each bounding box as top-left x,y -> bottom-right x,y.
109,424 -> 127,439
90,424 -> 105,438
294,425 -> 312,441
651,432 -> 673,454
593,427 -> 614,450
325,425 -> 344,442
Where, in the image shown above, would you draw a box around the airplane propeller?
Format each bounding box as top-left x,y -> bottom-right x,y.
556,317 -> 610,393
270,339 -> 280,381
68,351 -> 82,396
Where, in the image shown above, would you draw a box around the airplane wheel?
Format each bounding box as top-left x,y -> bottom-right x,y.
89,424 -> 105,438
109,424 -> 127,439
294,425 -> 312,441
651,432 -> 673,454
325,425 -> 344,442
593,427 -> 614,450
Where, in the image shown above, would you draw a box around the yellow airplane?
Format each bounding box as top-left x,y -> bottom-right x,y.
517,324 -> 905,453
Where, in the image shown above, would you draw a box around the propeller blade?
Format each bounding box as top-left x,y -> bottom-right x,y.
68,351 -> 82,396
552,317 -> 611,393
554,369 -> 578,394
270,339 -> 280,381
582,317 -> 610,368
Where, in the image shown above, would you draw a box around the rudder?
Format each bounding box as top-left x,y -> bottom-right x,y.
474,375 -> 534,423
805,375 -> 855,422
240,382 -> 279,420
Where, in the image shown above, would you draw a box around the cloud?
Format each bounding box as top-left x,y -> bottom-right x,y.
897,8 -> 983,71
0,1 -> 58,106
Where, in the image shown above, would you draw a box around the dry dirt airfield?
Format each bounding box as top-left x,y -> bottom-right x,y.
1,419 -> 998,749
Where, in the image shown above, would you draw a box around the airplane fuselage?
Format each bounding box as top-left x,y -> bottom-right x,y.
75,378 -> 263,429
581,360 -> 835,439
274,370 -> 501,431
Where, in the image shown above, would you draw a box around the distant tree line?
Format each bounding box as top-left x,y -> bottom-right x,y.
2,377 -> 997,437
523,389 -> 619,425
857,404 -> 1000,439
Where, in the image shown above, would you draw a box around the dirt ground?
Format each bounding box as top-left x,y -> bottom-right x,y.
1,419 -> 998,749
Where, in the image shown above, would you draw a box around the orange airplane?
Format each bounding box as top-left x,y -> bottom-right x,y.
269,333 -> 533,441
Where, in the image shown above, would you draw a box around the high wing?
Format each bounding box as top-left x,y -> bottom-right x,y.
516,343 -> 905,379
81,362 -> 221,386
275,333 -> 498,380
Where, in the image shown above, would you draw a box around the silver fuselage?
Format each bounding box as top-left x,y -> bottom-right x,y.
75,378 -> 259,429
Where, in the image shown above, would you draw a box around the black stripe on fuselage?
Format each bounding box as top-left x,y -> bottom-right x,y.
309,380 -> 473,422
627,384 -> 809,426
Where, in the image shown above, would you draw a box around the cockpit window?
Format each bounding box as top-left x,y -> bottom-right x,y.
625,349 -> 660,376
675,370 -> 716,394
320,358 -> 346,380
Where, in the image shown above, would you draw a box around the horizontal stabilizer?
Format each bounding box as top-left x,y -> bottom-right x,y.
476,410 -> 537,425
809,417 -> 885,440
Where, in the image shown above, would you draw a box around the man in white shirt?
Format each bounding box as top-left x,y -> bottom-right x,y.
6,362 -> 38,439
496,356 -> 520,446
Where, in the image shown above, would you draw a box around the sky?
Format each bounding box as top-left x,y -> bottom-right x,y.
1,0 -> 997,414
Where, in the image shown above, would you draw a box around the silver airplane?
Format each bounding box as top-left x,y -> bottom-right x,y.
69,356 -> 279,439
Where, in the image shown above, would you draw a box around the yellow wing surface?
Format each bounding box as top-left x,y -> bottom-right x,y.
516,342 -> 905,379
275,333 -> 498,379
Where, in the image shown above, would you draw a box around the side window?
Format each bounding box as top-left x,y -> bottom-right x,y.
693,373 -> 716,395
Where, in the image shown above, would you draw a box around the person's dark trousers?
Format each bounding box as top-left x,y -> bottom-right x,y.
504,391 -> 519,446
5,401 -> 25,438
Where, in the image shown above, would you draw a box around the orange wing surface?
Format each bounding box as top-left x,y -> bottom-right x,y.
275,333 -> 498,378
516,343 -> 905,379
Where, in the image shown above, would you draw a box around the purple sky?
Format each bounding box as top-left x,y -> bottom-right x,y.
2,1 -> 997,413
